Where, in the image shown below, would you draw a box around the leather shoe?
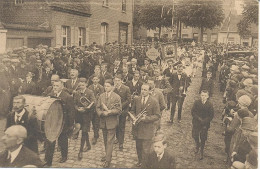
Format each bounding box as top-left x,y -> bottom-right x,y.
92,138 -> 97,145
167,120 -> 173,124
59,157 -> 67,163
103,161 -> 110,168
119,144 -> 123,151
78,152 -> 83,161
83,145 -> 91,152
101,156 -> 106,162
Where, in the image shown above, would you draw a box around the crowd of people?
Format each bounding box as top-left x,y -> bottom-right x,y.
220,47 -> 258,169
0,41 -> 257,169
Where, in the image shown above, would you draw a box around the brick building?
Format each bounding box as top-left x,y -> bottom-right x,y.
0,0 -> 133,52
89,0 -> 133,45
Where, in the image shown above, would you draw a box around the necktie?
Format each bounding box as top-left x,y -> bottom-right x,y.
142,97 -> 146,105
16,115 -> 20,123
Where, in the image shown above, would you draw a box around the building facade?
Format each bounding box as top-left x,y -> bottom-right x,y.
89,0 -> 133,45
0,0 -> 133,52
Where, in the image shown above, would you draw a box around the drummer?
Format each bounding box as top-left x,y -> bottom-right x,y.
5,95 -> 40,154
73,78 -> 96,160
45,80 -> 75,166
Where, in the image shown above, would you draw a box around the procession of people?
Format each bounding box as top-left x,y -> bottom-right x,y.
0,40 -> 258,169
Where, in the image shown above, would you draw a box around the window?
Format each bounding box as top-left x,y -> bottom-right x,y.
101,23 -> 108,45
211,33 -> 217,43
122,0 -> 126,12
183,23 -> 188,29
62,26 -> 69,46
78,27 -> 85,46
182,34 -> 188,38
203,34 -> 207,42
15,0 -> 23,4
103,0 -> 108,7
193,33 -> 198,39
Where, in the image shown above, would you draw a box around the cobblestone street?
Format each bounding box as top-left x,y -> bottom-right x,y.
0,70 -> 228,168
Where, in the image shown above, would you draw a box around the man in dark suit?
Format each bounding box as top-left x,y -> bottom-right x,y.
122,66 -> 133,84
191,90 -> 214,160
88,65 -> 104,86
126,70 -> 143,99
168,64 -> 191,123
113,74 -> 131,151
109,60 -> 122,77
101,63 -> 113,82
129,58 -> 140,75
0,125 -> 43,167
199,71 -> 214,97
130,84 -> 160,167
18,72 -> 36,95
64,69 -> 80,95
88,76 -> 105,145
37,66 -> 52,95
148,78 -> 166,132
45,80 -> 75,166
73,78 -> 96,160
6,95 -> 40,153
96,79 -> 122,168
142,133 -> 176,169
140,66 -> 150,83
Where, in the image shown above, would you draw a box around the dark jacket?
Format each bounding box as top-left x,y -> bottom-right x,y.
88,83 -> 105,101
130,96 -> 160,139
142,150 -> 176,169
191,99 -> 214,129
0,146 -> 43,167
64,78 -> 80,95
168,72 -> 190,97
126,79 -> 143,96
6,109 -> 40,153
199,78 -> 214,96
113,84 -> 131,114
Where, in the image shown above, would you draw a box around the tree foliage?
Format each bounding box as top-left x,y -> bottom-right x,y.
175,0 -> 224,42
133,0 -> 174,38
237,0 -> 258,38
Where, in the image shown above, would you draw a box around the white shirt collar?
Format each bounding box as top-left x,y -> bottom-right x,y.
132,79 -> 138,85
142,95 -> 149,104
157,151 -> 164,161
15,109 -> 25,121
106,91 -> 112,98
9,145 -> 23,163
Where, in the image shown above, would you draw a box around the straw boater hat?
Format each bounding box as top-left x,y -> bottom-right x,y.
231,161 -> 245,169
238,95 -> 252,107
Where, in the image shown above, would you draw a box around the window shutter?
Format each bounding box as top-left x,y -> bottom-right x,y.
55,25 -> 62,47
71,27 -> 75,46
75,27 -> 79,46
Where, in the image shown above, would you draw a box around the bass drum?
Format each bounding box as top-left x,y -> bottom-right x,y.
21,95 -> 64,142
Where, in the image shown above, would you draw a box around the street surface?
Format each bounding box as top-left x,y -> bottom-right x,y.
0,70 -> 228,168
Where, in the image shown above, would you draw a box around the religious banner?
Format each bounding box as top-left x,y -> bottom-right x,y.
146,47 -> 160,61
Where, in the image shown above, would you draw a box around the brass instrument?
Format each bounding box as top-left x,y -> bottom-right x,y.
80,96 -> 94,109
128,104 -> 149,126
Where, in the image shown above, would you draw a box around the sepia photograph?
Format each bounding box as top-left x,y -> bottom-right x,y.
0,0 -> 258,168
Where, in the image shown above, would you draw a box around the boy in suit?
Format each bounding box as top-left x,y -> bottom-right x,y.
73,78 -> 96,160
199,71 -> 214,97
113,74 -> 131,150
88,76 -> 105,145
142,133 -> 176,169
96,79 -> 122,168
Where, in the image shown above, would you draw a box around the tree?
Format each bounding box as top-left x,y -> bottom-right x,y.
134,1 -> 174,39
176,0 -> 224,43
237,0 -> 258,38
